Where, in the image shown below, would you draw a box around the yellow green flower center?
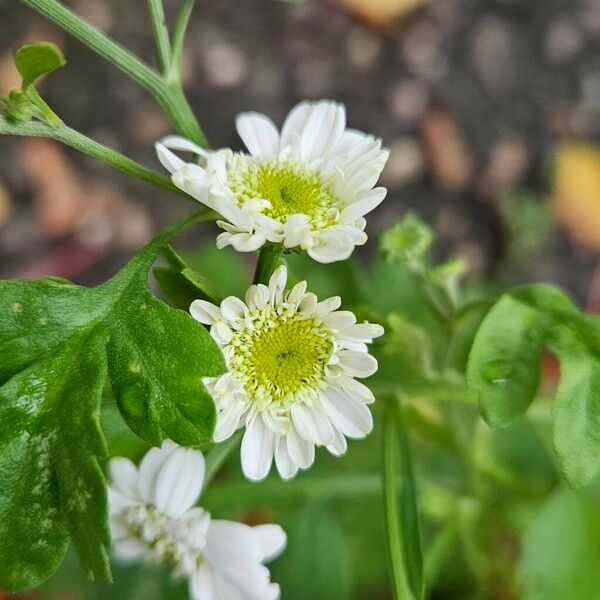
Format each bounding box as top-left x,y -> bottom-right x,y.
228,158 -> 340,227
228,308 -> 334,409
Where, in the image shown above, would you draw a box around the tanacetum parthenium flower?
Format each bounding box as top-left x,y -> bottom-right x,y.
156,100 -> 389,263
190,265 -> 384,481
108,440 -> 286,599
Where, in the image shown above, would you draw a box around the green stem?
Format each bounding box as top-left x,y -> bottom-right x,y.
203,431 -> 243,490
253,245 -> 281,285
20,0 -> 208,146
26,87 -> 63,126
147,0 -> 171,74
383,403 -> 416,600
168,0 -> 196,85
0,116 -> 194,201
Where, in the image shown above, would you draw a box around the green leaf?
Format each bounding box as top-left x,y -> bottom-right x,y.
383,400 -> 424,600
397,401 -> 424,598
519,488 -> 600,600
547,322 -> 600,487
273,502 -> 352,600
154,245 -> 222,309
466,285 -> 574,427
15,42 -> 66,89
445,300 -> 493,372
0,213 -> 224,590
467,284 -> 600,485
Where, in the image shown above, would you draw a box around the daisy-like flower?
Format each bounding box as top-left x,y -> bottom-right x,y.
108,440 -> 286,600
191,265 -> 384,481
156,100 -> 389,263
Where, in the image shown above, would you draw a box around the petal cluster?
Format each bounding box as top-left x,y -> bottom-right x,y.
108,440 -> 286,599
156,100 -> 389,263
191,266 -> 384,481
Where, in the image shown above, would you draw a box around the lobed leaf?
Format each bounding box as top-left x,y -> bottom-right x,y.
15,42 -> 66,89
154,245 -> 222,309
0,213 -> 225,590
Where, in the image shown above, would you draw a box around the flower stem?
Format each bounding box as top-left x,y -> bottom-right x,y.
20,0 -> 208,146
168,0 -> 196,85
0,116 -> 194,201
203,430 -> 243,490
383,401 -> 418,600
253,245 -> 281,285
147,0 -> 171,74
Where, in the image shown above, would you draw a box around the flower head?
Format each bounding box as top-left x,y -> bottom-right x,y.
191,265 -> 384,481
108,440 -> 286,599
156,100 -> 389,263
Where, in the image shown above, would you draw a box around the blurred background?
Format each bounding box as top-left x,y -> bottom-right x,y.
1,0 -> 600,599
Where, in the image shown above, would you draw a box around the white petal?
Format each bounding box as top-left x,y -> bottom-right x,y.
275,436 -> 299,480
341,187 -> 387,222
253,524 -> 287,563
326,426 -> 348,456
265,583 -> 281,600
206,519 -> 263,565
297,292 -> 317,315
137,439 -> 179,503
236,112 -> 280,158
324,310 -> 356,331
290,402 -> 334,445
315,296 -> 342,317
216,231 -> 234,250
331,128 -> 368,154
287,280 -> 307,305
108,487 -> 139,513
286,426 -> 315,469
230,231 -> 267,252
307,230 -> 355,264
214,401 -> 245,443
241,417 -> 275,481
338,350 -> 378,378
268,265 -> 287,304
153,444 -> 205,517
247,284 -> 271,309
108,458 -> 139,498
113,537 -> 148,562
212,321 -> 234,343
220,296 -> 249,321
301,102 -> 346,162
159,134 -> 209,158
190,565 -> 216,600
155,142 -> 184,174
322,388 -> 373,438
334,374 -> 375,404
339,322 -> 385,341
280,100 -> 346,162
282,213 -> 311,248
190,299 -> 222,325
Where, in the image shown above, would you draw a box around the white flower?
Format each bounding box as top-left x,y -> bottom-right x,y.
108,440 -> 286,600
156,100 -> 389,263
191,265 -> 384,481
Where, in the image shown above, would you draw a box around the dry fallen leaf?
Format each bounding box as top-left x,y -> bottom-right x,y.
422,107 -> 473,192
552,142 -> 600,249
337,0 -> 427,27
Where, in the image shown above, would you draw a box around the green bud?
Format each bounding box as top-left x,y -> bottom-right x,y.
1,89 -> 35,123
380,214 -> 434,265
